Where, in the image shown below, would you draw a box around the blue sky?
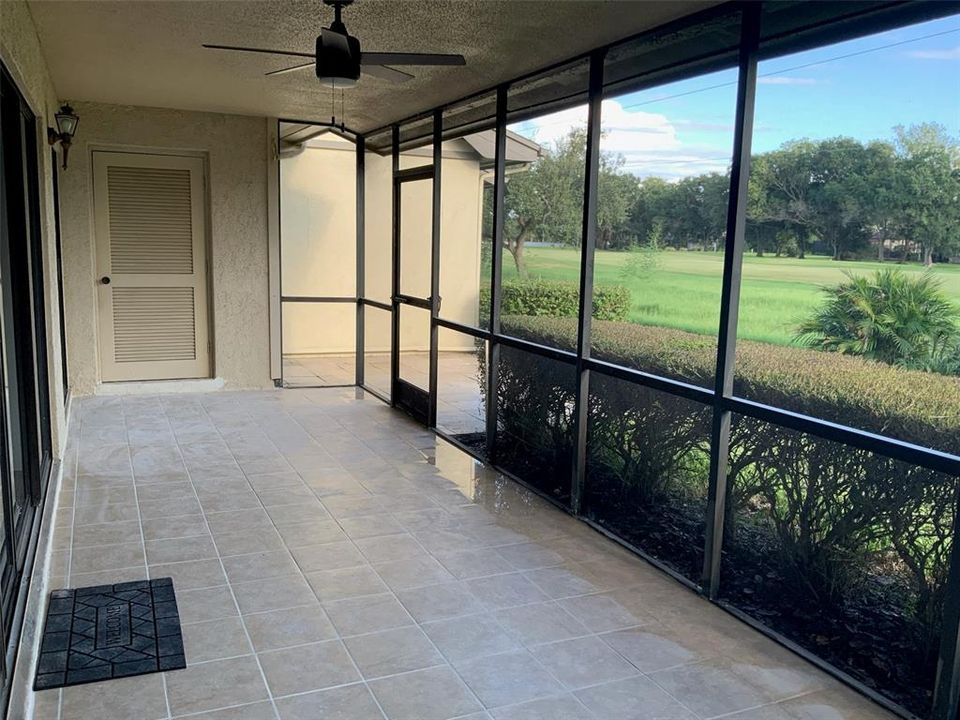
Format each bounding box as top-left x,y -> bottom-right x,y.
513,13 -> 960,180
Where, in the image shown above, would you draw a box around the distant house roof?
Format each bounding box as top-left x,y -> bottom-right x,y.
279,122 -> 542,170
460,130 -> 542,168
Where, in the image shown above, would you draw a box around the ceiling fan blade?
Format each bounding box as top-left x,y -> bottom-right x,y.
265,61 -> 315,77
361,52 -> 465,67
203,43 -> 315,59
361,65 -> 415,83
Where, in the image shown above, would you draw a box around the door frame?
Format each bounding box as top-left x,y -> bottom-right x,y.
0,60 -> 54,708
91,149 -> 212,382
391,158 -> 437,425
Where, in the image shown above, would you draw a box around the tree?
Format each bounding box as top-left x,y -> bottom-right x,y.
747,141 -> 818,258
626,176 -> 674,249
805,138 -> 876,260
503,127 -> 639,276
673,172 -> 728,251
893,123 -> 960,266
505,123 -> 959,272
847,140 -> 898,262
597,170 -> 638,250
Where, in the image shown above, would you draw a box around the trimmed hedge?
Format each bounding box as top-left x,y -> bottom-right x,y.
492,316 -> 960,715
479,280 -> 630,322
500,314 -> 960,455
488,314 -> 960,714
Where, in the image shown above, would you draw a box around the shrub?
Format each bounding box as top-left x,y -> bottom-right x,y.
797,269 -> 960,372
479,280 -> 630,322
492,312 -> 960,685
584,374 -> 712,581
494,345 -> 577,503
502,314 -> 960,453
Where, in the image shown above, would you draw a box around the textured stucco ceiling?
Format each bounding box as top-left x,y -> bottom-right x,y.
27,0 -> 717,133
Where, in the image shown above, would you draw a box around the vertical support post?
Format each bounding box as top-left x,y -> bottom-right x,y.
390,126 -> 401,405
355,136 -> 365,387
428,110 -> 442,428
932,486 -> 960,720
486,85 -> 508,461
570,50 -> 605,514
702,3 -> 760,599
266,118 -> 283,384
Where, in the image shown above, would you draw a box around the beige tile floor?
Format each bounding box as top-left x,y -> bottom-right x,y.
283,354 -> 358,388
31,388 -> 894,720
285,351 -> 486,436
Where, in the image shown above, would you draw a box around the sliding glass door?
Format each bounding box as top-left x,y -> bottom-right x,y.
0,62 -> 54,703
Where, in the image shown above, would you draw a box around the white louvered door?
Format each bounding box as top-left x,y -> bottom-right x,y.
94,152 -> 210,381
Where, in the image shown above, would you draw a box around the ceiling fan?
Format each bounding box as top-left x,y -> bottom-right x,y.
203,0 -> 466,88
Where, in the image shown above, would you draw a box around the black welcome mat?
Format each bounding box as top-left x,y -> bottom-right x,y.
34,577 -> 186,690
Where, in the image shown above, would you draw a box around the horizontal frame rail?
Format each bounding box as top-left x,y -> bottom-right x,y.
360,299 -> 392,312
350,4 -> 960,718
394,294 -> 431,310
725,396 -> 960,476
280,296 -> 357,303
585,359 -> 714,405
434,317 -> 490,341
431,317 -> 960,477
394,166 -> 435,182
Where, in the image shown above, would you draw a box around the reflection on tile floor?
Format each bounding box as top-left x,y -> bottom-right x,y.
284,351 -> 486,437
282,354 -> 357,387
32,388 -> 894,720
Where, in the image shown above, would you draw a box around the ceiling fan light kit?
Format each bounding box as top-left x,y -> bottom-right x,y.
203,0 -> 466,90
317,26 -> 361,88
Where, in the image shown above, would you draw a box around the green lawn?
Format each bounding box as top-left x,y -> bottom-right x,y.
501,247 -> 960,345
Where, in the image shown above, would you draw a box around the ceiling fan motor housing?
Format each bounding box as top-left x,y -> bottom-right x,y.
316,28 -> 361,87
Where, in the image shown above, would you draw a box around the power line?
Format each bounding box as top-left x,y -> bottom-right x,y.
514,24 -> 960,135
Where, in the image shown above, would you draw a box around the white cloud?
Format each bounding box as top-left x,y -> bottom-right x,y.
906,46 -> 960,60
758,76 -> 817,85
511,100 -> 680,152
510,99 -> 730,180
619,148 -> 732,180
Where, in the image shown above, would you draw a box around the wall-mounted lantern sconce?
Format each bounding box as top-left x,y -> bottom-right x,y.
47,104 -> 79,170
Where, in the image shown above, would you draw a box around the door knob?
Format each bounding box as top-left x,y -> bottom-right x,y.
100,276 -> 111,285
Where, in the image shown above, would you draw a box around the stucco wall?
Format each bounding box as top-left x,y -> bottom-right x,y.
59,102 -> 272,393
281,141 -> 482,355
0,0 -> 68,455
281,140 -> 356,354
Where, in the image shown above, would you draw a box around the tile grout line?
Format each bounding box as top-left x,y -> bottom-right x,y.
213,394 -> 392,720
285,393 -> 495,716
284,392 -> 610,712
295,394 -> 671,716
157,402 -> 279,719
54,390 -> 876,720
122,399 -> 173,720
703,688 -> 830,719
56,403 -> 83,720
188,395 -> 316,720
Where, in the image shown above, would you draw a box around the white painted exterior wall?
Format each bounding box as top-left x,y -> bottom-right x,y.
281,138 -> 484,356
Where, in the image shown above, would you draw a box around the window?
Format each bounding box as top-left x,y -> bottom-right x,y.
495,346 -> 576,506
439,95 -> 497,330
363,133 -> 393,304
436,327 -> 487,448
735,13 -> 960,458
0,62 -> 54,694
362,306 -> 391,400
497,60 -> 589,352
585,373 -> 711,582
279,125 -> 357,387
719,416 -> 953,718
589,69 -> 739,387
